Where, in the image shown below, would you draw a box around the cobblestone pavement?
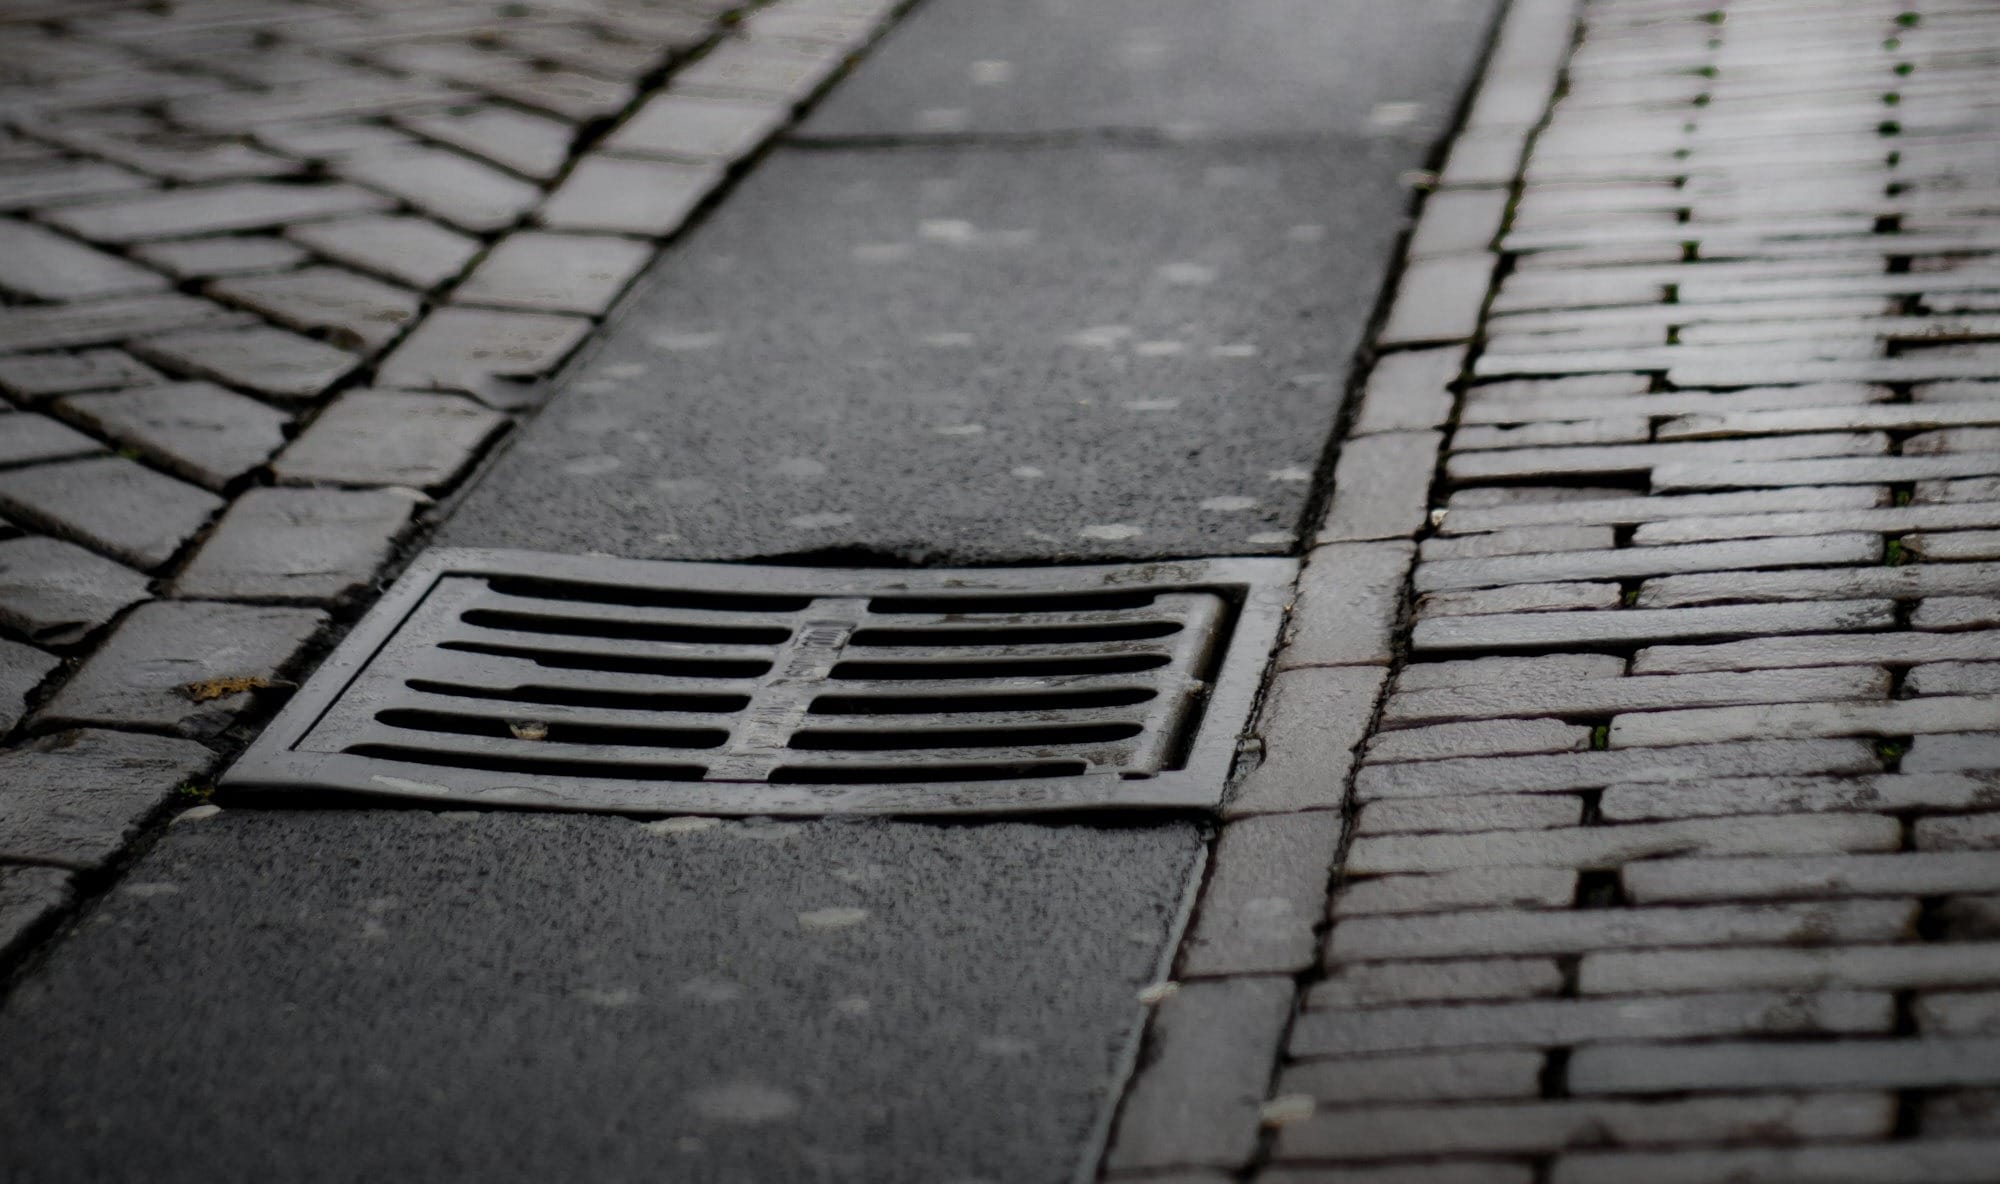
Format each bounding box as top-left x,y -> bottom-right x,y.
1106,0 -> 2000,1178
0,0 -> 899,955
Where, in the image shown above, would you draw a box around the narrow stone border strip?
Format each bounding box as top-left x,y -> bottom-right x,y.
1096,0 -> 1582,1173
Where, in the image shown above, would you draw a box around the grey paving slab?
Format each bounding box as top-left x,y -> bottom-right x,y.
1395,653 -> 1625,690
1353,346 -> 1464,435
1275,1094 -> 1893,1163
1635,633 -> 2000,676
1581,943 -> 2000,997
1639,563 -> 2000,609
129,235 -> 308,280
1655,452 -> 2000,493
0,350 -> 162,402
1601,772 -> 2000,824
1549,1139 -> 2000,1184
446,143 -> 1408,562
1913,478 -> 2000,506
0,456 -> 221,571
128,325 -> 359,403
1330,900 -> 1917,963
1906,733 -> 2000,773
1408,189 -> 1513,260
0,294 -> 253,354
674,39 -> 845,102
604,91 -> 791,162
284,214 -> 480,291
1913,595 -> 2000,631
1624,851 -> 2000,905
38,181 -> 391,243
1909,663 -> 2000,697
0,534 -> 150,646
454,232 -> 654,316
1346,814 -> 1901,874
1317,433 -> 1441,543
1307,958 -> 1565,1006
337,145 -> 540,235
271,390 -> 505,490
1438,485 -> 1887,534
1358,792 -> 1583,834
1608,696 -> 2000,749
0,412 -> 105,469
1279,1049 -> 1542,1108
1378,255 -> 1496,347
1356,737 -> 1881,800
1915,814 -> 2000,853
0,159 -> 150,210
58,382 -> 290,491
1105,975 -> 1292,1172
1910,530 -> 2000,561
1415,532 -> 1883,593
1418,524 -> 1612,560
1227,665 -> 1385,816
0,811 -> 1200,1184
1568,1037 -> 2000,1096
1451,432 -> 1890,484
804,0 -> 1498,141
1182,811 -> 1342,976
1366,717 -> 1591,764
1333,867 -> 1577,916
1383,667 -> 1891,727
373,307 -> 593,408
399,106 -> 573,181
537,156 -> 726,238
1413,599 -> 1898,652
171,488 -> 417,603
1420,580 -> 1621,617
0,729 -> 213,868
1453,416 -> 1651,450
37,601 -> 324,740
0,219 -> 167,303
207,265 -> 421,354
1279,542 -> 1413,668
1633,502 -> 2000,545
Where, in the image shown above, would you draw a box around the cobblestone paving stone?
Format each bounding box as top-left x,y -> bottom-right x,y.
1104,0 -> 2000,1176
0,0 -> 904,976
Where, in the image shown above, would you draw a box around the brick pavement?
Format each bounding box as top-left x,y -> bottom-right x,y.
1105,0 -> 2000,1178
0,0 -> 902,959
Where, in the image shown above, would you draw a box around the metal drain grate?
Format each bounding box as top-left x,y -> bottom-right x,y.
224,549 -> 1295,814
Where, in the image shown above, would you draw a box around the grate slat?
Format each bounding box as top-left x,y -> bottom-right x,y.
388,686 -> 748,730
448,622 -> 782,664
475,586 -> 808,630
408,649 -> 771,693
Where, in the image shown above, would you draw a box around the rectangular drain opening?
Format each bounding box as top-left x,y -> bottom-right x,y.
223,549 -> 1295,815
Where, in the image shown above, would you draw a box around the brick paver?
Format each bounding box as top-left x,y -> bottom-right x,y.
1105,0 -> 2000,1176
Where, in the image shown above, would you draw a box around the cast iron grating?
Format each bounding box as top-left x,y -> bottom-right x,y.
223,549 -> 1296,814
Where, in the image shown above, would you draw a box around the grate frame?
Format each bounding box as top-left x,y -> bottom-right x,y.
222,548 -> 1296,815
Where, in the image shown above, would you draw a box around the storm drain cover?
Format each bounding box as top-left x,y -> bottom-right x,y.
224,549 -> 1296,815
